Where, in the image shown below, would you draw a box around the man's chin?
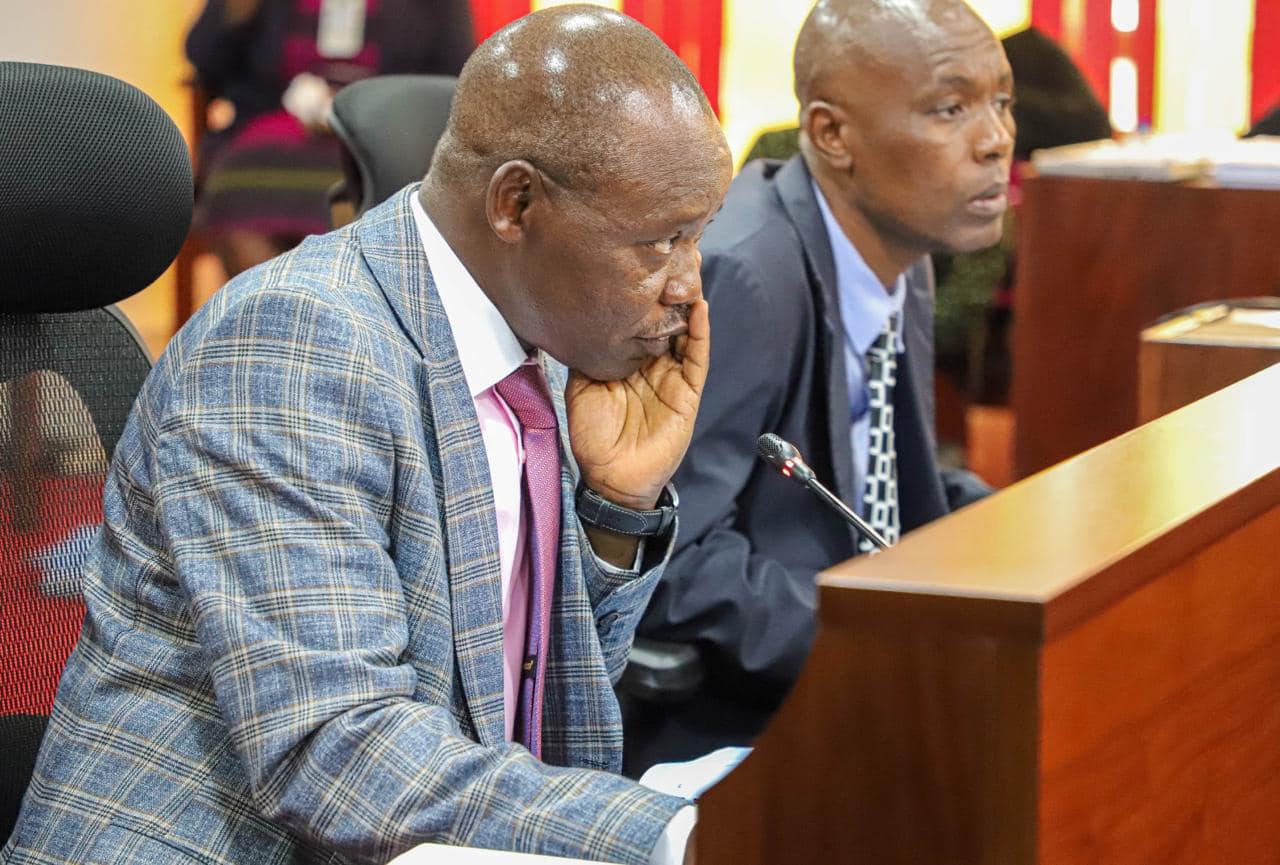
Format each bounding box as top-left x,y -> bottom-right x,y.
944,221 -> 1006,254
567,355 -> 642,384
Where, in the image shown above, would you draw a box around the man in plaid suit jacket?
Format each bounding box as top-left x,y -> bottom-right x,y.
3,8 -> 731,865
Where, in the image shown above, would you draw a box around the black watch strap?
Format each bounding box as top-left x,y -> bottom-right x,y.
575,483 -> 678,537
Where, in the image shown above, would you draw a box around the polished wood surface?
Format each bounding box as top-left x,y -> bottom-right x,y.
1040,508 -> 1280,864
1011,175 -> 1280,478
1138,300 -> 1280,423
696,363 -> 1280,865
1140,343 -> 1279,423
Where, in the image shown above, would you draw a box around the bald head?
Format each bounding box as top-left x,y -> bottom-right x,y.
794,0 -> 991,107
416,5 -> 731,383
431,5 -> 718,193
790,0 -> 1014,285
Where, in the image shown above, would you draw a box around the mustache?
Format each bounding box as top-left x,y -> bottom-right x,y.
637,304 -> 691,339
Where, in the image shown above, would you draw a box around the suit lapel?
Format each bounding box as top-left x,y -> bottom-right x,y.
538,356 -> 594,766
901,257 -> 937,448
774,157 -> 858,511
895,258 -> 949,529
356,187 -> 506,746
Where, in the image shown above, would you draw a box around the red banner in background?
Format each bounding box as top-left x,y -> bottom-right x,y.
468,0 -> 723,115
1030,0 -> 1062,40
1030,0 -> 1155,129
471,0 -> 531,43
1254,1 -> 1280,122
623,0 -> 723,115
1133,0 -> 1156,129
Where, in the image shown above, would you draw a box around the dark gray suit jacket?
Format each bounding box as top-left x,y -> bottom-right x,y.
625,156 -> 985,773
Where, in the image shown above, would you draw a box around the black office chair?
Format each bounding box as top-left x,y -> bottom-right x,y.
0,61 -> 192,843
327,74 -> 457,224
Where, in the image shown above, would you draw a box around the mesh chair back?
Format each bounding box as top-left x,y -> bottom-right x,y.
0,61 -> 191,842
329,74 -> 457,216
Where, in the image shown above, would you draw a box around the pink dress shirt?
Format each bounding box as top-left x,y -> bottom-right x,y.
410,195 -> 534,741
410,194 -> 694,863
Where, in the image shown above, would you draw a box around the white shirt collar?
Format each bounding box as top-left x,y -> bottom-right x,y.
410,192 -> 529,396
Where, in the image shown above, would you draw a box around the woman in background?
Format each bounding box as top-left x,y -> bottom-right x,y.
187,0 -> 473,276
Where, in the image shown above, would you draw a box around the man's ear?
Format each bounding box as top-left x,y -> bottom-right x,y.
801,101 -> 854,173
486,160 -> 545,243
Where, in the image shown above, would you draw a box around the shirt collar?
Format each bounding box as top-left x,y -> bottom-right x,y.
811,179 -> 907,356
411,192 -> 529,396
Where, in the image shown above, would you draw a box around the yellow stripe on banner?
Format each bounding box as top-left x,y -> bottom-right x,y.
719,0 -> 810,167
531,0 -> 621,10
1155,0 -> 1255,133
968,0 -> 1032,36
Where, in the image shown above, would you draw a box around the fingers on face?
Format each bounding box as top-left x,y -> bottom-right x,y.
679,298 -> 711,391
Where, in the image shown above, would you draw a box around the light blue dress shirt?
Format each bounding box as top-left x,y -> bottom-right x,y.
811,180 -> 908,515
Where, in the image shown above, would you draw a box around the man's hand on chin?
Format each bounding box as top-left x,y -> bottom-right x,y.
565,299 -> 710,568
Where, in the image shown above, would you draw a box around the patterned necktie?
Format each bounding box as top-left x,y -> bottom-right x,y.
494,363 -> 561,758
859,315 -> 902,554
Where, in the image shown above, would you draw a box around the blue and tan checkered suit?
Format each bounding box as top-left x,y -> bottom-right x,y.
2,187 -> 686,865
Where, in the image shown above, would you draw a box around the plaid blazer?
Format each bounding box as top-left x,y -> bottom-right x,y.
2,186 -> 685,865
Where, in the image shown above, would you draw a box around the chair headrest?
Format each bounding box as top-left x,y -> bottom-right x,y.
329,75 -> 457,216
0,62 -> 193,313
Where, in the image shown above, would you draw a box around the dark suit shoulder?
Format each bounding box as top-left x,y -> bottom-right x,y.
700,161 -> 815,325
701,160 -> 790,251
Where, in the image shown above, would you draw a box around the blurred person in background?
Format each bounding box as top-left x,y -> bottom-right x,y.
187,0 -> 474,277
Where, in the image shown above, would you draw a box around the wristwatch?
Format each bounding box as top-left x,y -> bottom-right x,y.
575,483 -> 678,537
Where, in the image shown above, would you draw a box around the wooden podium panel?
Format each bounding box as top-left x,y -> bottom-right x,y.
696,363 -> 1280,865
1011,175 -> 1280,479
1138,299 -> 1280,423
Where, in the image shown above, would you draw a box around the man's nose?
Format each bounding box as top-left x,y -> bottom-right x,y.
662,243 -> 703,305
976,106 -> 1015,164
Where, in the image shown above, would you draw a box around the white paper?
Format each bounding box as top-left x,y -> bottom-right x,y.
638,746 -> 753,801
317,0 -> 366,59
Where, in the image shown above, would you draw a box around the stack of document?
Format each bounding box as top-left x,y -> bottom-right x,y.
1144,300 -> 1280,348
1207,136 -> 1280,189
1030,132 -> 1280,189
1030,132 -> 1224,182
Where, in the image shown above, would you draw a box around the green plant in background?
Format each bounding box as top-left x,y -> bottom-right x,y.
742,125 -> 801,163
932,212 -> 1012,364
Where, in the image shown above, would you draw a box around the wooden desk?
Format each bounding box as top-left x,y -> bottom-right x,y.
1011,175 -> 1280,478
1139,298 -> 1280,422
697,363 -> 1280,864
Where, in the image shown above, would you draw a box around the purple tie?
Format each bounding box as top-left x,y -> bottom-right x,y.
495,363 -> 561,759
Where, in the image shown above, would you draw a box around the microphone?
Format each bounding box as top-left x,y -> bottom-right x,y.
756,433 -> 890,551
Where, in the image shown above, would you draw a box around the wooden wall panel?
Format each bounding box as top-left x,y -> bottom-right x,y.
1138,341 -> 1280,423
696,601 -> 1041,865
1040,507 -> 1280,864
1012,176 -> 1280,477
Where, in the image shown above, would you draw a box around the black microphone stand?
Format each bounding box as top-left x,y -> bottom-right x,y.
756,433 -> 891,551
802,475 -> 889,551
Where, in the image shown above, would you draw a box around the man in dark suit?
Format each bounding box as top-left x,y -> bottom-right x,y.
625,0 -> 1014,772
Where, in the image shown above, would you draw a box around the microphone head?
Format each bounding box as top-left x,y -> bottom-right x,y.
757,433 -> 813,487
756,433 -> 796,467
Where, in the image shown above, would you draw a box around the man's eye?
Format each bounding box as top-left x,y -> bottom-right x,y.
995,95 -> 1015,112
934,102 -> 965,119
650,236 -> 677,254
